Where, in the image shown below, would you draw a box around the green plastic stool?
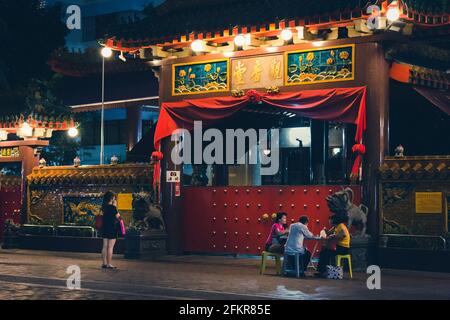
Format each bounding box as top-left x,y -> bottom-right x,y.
260,251 -> 282,275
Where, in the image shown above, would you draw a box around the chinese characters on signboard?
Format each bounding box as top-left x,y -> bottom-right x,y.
0,147 -> 20,158
171,45 -> 355,95
415,192 -> 443,214
231,55 -> 284,90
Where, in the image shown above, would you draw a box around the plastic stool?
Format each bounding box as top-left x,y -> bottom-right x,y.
283,252 -> 305,278
260,251 -> 282,275
336,254 -> 353,279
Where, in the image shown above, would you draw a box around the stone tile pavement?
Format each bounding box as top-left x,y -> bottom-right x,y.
0,249 -> 449,300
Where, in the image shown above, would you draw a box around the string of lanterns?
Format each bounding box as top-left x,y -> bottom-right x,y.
189,3 -> 401,53
0,115 -> 79,141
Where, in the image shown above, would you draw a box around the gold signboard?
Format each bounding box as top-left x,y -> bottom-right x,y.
231,55 -> 284,90
117,193 -> 133,211
0,147 -> 20,158
415,192 -> 443,214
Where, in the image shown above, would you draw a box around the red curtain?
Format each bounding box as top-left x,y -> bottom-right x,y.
154,86 -> 367,180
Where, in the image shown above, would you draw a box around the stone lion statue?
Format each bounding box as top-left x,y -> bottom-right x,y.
131,192 -> 165,232
326,188 -> 368,237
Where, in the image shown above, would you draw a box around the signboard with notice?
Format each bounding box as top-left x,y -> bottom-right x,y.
415,192 -> 443,214
117,193 -> 133,211
166,171 -> 181,183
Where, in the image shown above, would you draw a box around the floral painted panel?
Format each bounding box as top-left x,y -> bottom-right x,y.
286,45 -> 354,85
173,59 -> 229,95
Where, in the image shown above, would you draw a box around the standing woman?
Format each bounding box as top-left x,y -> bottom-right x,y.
101,191 -> 120,269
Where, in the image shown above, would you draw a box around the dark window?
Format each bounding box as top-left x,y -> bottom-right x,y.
81,120 -> 126,146
390,81 -> 450,156
180,103 -> 356,187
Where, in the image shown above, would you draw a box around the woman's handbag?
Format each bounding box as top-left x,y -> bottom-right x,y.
95,215 -> 103,230
118,219 -> 126,237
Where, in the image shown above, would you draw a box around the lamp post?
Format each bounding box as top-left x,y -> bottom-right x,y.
100,47 -> 112,165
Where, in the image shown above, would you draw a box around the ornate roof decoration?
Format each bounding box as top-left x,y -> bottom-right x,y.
390,61 -> 450,90
27,164 -> 153,186
402,0 -> 449,23
103,0 -> 448,52
379,156 -> 450,180
409,66 -> 450,90
0,114 -> 75,131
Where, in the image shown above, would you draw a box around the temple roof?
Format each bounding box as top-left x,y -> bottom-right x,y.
27,164 -> 153,186
379,156 -> 450,180
106,0 -> 449,48
52,1 -> 449,76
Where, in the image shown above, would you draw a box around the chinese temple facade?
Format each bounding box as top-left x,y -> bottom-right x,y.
3,0 -> 448,271
97,0 -> 450,268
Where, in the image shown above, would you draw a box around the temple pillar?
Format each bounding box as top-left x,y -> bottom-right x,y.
161,138 -> 184,255
361,42 -> 390,238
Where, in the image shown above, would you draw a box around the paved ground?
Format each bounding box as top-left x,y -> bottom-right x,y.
0,249 -> 449,300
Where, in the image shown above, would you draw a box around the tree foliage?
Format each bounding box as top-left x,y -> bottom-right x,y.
0,0 -> 67,114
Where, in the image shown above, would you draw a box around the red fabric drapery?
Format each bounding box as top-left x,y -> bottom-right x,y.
154,86 -> 367,182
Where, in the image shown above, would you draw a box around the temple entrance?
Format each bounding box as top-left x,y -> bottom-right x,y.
172,100 -> 363,255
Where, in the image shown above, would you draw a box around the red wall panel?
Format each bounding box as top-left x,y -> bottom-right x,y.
0,186 -> 22,239
183,186 -> 361,256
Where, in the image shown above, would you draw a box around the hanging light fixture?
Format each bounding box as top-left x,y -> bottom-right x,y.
33,128 -> 46,138
191,40 -> 205,53
119,51 -> 127,62
280,29 -> 293,43
19,122 -> 33,138
234,34 -> 246,50
68,127 -> 79,138
45,129 -> 53,138
386,1 -> 400,22
0,130 -> 8,141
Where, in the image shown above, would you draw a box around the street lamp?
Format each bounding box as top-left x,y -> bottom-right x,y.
100,46 -> 113,165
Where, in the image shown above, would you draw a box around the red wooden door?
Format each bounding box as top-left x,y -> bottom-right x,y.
0,183 -> 22,239
183,186 -> 361,255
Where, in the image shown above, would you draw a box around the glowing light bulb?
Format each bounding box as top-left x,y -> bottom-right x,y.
280,29 -> 293,42
234,35 -> 246,48
68,127 -> 79,138
20,122 -> 33,137
191,40 -> 205,52
101,47 -> 113,58
0,130 -> 8,141
386,3 -> 400,22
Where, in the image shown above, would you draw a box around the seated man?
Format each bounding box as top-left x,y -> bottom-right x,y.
283,216 -> 321,276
